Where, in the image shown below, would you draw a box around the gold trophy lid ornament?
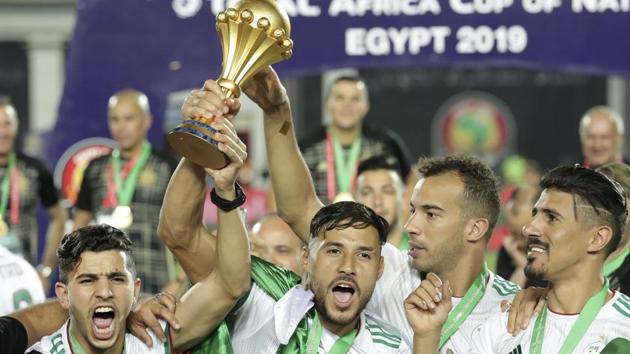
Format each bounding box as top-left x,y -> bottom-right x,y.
167,0 -> 293,168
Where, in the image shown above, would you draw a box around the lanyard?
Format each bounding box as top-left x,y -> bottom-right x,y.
530,279 -> 609,354
604,247 -> 630,276
306,312 -> 357,354
111,142 -> 151,207
325,131 -> 362,202
438,264 -> 489,349
0,153 -> 19,223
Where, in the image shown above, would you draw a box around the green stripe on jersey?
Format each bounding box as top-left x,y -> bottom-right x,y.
613,303 -> 630,318
493,281 -> 519,296
372,338 -> 401,349
366,320 -> 401,348
495,276 -> 520,291
616,294 -> 630,310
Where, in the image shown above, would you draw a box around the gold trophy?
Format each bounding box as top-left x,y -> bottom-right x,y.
168,0 -> 293,168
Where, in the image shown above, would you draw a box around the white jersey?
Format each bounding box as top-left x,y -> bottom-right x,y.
26,319 -> 170,353
0,244 -> 45,315
470,290 -> 630,354
367,243 -> 519,353
228,283 -> 410,353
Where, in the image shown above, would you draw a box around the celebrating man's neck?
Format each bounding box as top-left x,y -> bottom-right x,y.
330,123 -> 361,147
119,142 -> 144,160
438,252 -> 485,297
319,313 -> 359,337
72,327 -> 124,354
547,262 -> 609,314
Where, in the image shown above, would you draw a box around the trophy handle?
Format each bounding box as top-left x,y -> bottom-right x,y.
217,78 -> 241,99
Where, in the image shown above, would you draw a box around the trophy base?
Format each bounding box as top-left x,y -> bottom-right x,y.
167,120 -> 229,169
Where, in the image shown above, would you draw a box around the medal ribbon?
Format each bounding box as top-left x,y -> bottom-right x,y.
530,278 -> 609,354
305,312 -> 357,354
111,141 -> 151,207
0,153 -> 17,223
604,247 -> 630,276
325,131 -> 362,202
438,263 -> 489,349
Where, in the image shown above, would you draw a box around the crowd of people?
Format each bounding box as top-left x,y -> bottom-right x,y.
0,66 -> 629,353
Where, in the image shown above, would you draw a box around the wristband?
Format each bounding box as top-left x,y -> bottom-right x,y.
210,183 -> 246,212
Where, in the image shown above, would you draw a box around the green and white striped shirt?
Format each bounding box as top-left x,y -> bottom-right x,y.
368,243 -> 520,353
25,320 -> 171,354
227,283 -> 410,353
471,290 -> 630,353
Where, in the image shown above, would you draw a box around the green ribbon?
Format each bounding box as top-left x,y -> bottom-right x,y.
331,130 -> 362,194
438,264 -> 489,349
112,141 -> 151,206
305,312 -> 357,354
0,152 -> 16,219
530,278 -> 609,354
604,246 -> 630,276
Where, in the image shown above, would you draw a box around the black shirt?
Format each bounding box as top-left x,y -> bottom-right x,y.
300,124 -> 413,204
0,316 -> 28,354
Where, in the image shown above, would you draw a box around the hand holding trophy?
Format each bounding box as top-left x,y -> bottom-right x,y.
168,0 -> 293,168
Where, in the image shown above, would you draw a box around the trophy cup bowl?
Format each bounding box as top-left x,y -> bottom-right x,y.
167,0 -> 293,169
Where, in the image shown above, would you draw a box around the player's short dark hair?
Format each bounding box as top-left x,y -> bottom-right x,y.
540,165 -> 628,257
57,225 -> 135,283
417,155 -> 500,241
310,201 -> 388,245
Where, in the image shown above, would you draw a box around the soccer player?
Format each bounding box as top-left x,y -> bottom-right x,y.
160,116 -> 408,352
406,165 -> 630,353
355,155 -> 409,250
179,67 -> 521,352
27,121 -> 252,353
0,244 -> 45,315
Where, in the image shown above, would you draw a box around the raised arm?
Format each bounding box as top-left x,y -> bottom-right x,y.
158,157 -> 216,283
180,67 -> 323,243
170,118 -> 251,351
246,68 -> 323,241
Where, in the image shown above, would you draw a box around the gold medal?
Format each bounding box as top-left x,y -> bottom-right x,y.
333,192 -> 354,203
111,206 -> 133,229
0,219 -> 8,237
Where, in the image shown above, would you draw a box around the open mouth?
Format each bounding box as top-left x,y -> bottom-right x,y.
526,242 -> 549,258
332,283 -> 356,309
92,306 -> 116,340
